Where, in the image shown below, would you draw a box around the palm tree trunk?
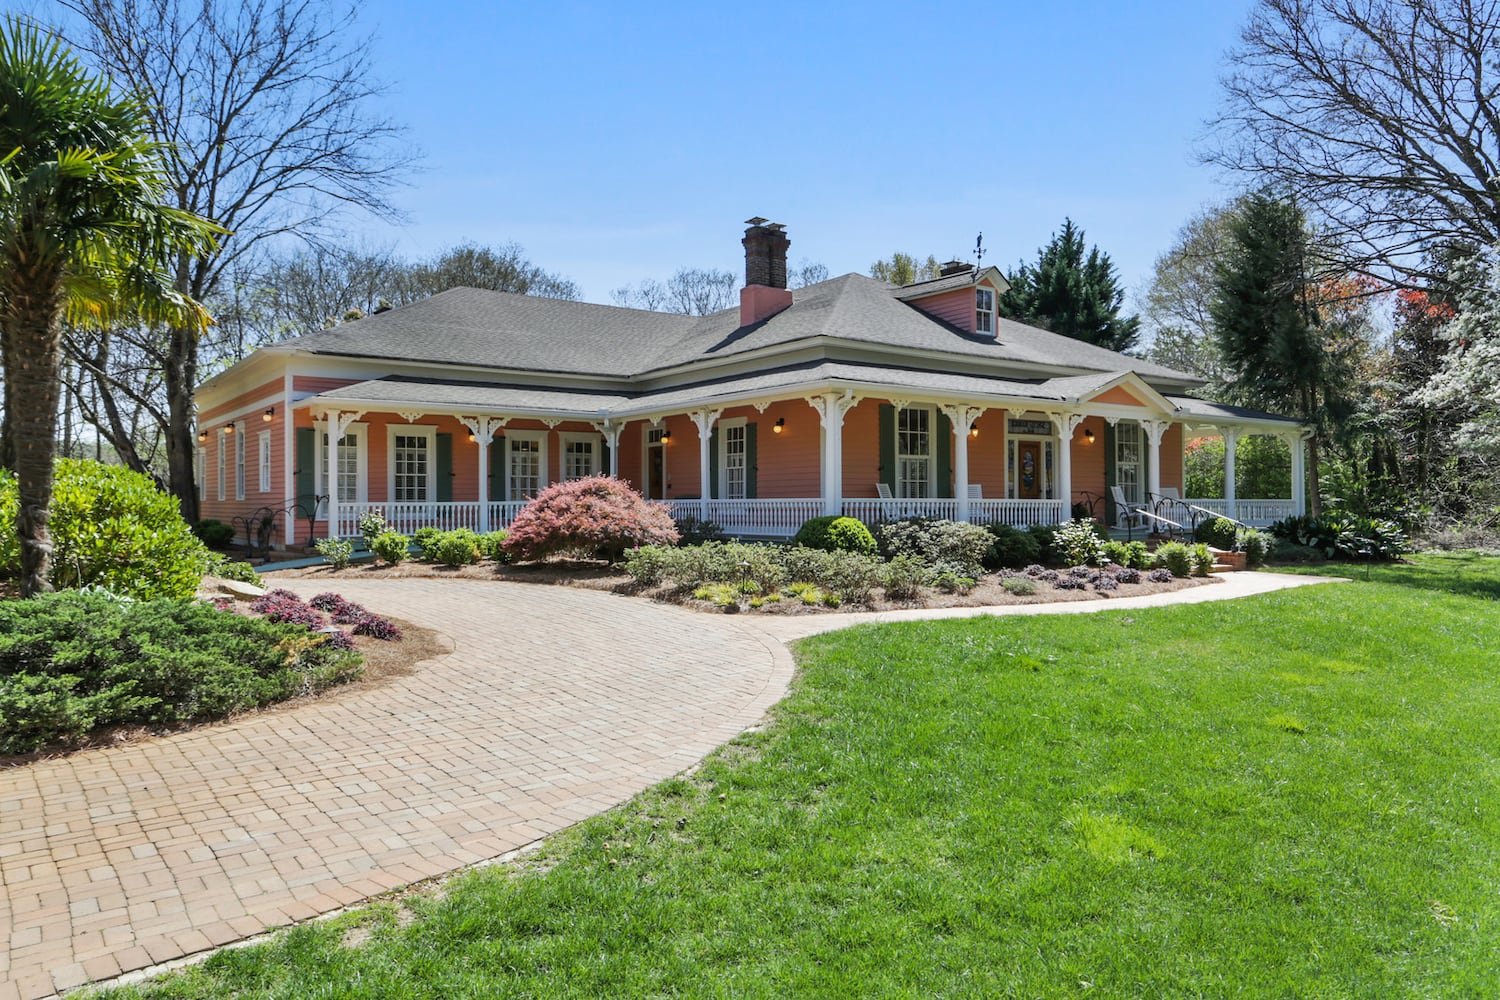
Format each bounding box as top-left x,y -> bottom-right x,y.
1,252 -> 66,596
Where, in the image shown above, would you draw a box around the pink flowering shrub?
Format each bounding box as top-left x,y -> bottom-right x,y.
502,476 -> 679,563
250,591 -> 326,630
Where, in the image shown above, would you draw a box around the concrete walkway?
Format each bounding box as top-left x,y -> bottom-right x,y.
0,571 -> 1341,998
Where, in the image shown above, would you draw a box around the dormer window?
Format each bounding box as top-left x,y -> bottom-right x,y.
975,287 -> 995,335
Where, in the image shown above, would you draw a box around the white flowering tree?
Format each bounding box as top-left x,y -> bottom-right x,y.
1412,251 -> 1500,461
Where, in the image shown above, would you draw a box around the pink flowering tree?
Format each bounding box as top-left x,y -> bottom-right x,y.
502,476 -> 680,563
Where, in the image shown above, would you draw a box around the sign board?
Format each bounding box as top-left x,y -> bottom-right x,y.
1007,419 -> 1054,437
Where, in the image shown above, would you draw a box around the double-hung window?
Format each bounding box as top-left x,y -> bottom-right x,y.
216,438 -> 225,501
975,287 -> 995,336
392,433 -> 430,502
234,421 -> 246,500
721,420 -> 747,499
258,430 -> 271,493
897,407 -> 933,498
508,434 -> 545,500
560,433 -> 598,481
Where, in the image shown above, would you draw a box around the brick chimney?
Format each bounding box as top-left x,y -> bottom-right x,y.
740,218 -> 793,326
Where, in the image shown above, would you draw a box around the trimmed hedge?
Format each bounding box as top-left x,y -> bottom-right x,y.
793,516 -> 878,556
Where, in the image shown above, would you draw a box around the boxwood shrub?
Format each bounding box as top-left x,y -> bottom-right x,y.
0,461 -> 210,599
794,515 -> 878,556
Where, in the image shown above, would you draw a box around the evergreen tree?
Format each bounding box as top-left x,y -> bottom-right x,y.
999,219 -> 1140,352
1210,191 -> 1354,517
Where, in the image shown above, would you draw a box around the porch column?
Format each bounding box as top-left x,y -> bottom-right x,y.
1289,430 -> 1309,516
591,419 -> 623,478
940,404 -> 985,521
807,391 -> 858,516
461,415 -> 505,533
1220,426 -> 1240,520
1049,412 -> 1086,523
689,408 -> 722,521
312,412 -> 326,538
1142,419 -> 1168,503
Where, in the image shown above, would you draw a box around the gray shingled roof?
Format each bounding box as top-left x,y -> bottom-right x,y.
1166,396 -> 1301,426
273,273 -> 1201,385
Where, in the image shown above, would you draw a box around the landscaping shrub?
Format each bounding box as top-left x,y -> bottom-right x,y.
308,592 -> 350,614
985,524 -> 1041,569
794,515 -> 878,556
1268,540 -> 1327,564
503,476 -> 679,562
356,509 -> 388,549
350,613 -> 402,641
204,553 -> 261,587
1091,574 -> 1119,591
878,518 -> 991,577
624,545 -> 672,586
779,546 -> 882,604
250,589 -> 326,629
931,567 -> 976,594
1054,575 -> 1086,590
479,531 -> 510,562
1002,575 -> 1038,596
315,537 -> 354,569
674,514 -> 725,545
1153,541 -> 1193,578
429,529 -> 482,566
1194,516 -> 1239,549
1116,567 -> 1142,584
193,519 -> 236,549
370,531 -> 410,565
1052,518 -> 1107,567
1191,543 -> 1216,576
1236,528 -> 1270,568
1269,511 -> 1410,561
0,461 -> 210,600
1101,539 -> 1151,570
0,591 -> 361,754
881,555 -> 930,600
1027,524 -> 1060,564
1146,567 -> 1175,583
1021,563 -> 1048,578
413,526 -> 443,560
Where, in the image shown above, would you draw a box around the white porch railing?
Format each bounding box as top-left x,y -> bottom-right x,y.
704,499 -> 826,537
841,498 -> 959,524
1181,498 -> 1296,527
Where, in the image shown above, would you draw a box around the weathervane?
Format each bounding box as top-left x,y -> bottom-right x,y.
974,232 -> 985,267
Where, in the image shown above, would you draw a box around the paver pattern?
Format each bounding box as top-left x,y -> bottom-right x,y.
0,571 -> 1339,998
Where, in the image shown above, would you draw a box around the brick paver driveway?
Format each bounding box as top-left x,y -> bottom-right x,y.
0,580 -> 793,999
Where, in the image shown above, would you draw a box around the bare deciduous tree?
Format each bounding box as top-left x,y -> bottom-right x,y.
60,0 -> 413,520
1206,0 -> 1500,281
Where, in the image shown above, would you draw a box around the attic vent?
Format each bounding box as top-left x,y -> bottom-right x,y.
939,260 -> 973,277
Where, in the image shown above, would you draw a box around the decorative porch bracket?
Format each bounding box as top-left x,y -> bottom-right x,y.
460,415 -> 508,532
1140,419 -> 1170,505
1214,425 -> 1241,520
314,408 -> 364,539
938,404 -> 985,520
806,391 -> 859,516
590,419 -> 624,478
689,408 -> 723,521
1045,412 -> 1087,518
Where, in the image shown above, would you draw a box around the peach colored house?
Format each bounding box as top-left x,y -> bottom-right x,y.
195,221 -> 1305,547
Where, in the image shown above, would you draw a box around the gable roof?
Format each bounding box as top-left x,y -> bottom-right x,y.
889,265 -> 1009,300
259,273 -> 1199,386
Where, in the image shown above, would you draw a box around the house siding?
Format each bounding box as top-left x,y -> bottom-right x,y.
906,288 -> 974,331
197,380 -> 291,542
1073,416 -> 1108,510
1094,385 -> 1147,407
1160,422 -> 1184,493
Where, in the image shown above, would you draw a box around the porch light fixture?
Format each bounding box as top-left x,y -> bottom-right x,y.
262,407 -> 274,422
222,424 -> 234,435
969,426 -> 979,438
1084,428 -> 1095,444
197,430 -> 207,443
661,429 -> 671,442
467,432 -> 476,443
773,417 -> 785,434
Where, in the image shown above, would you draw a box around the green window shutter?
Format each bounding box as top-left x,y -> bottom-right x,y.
489,437 -> 506,500
879,404 -> 896,494
294,427 -> 316,515
745,423 -> 758,499
601,437 -> 611,477
1104,422 -> 1117,524
709,426 -> 720,499
436,433 -> 453,502
935,410 -> 953,498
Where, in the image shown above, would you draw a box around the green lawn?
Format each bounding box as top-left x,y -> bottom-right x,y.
104,555 -> 1500,998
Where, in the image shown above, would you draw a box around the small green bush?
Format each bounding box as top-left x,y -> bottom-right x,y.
1190,542 -> 1216,576
794,515 -> 878,556
356,509 -> 388,549
674,514 -> 725,545
1053,518 -> 1108,567
431,529 -> 482,566
624,545 -> 673,586
315,537 -> 354,569
204,553 -> 261,586
985,524 -> 1041,569
878,518 -> 992,577
193,519 -> 236,549
370,531 -> 409,565
413,526 -> 443,560
1269,539 -> 1327,564
479,531 -> 510,562
1236,528 -> 1270,568
1101,540 -> 1151,570
0,592 -> 361,754
1028,523 -> 1060,565
0,461 -> 210,600
1194,517 -> 1238,549
1153,541 -> 1193,578
1002,575 -> 1038,596
882,554 -> 930,600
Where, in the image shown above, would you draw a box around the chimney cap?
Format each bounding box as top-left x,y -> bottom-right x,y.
939,259 -> 974,276
744,216 -> 769,226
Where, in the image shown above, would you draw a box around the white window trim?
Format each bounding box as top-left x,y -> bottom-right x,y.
385,424 -> 438,505
896,405 -> 936,499
1005,413 -> 1058,501
1116,420 -> 1143,507
975,286 -> 995,336
717,416 -> 749,500
559,430 -> 602,481
642,425 -> 667,498
316,422 -> 368,520
197,446 -> 207,501
234,421 -> 246,500
216,437 -> 225,501
258,430 -> 272,494
506,429 -> 548,500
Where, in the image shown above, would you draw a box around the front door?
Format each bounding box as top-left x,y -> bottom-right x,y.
647,442 -> 665,499
1018,441 -> 1042,500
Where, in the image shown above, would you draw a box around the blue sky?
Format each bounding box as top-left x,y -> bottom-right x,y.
341,1 -> 1253,306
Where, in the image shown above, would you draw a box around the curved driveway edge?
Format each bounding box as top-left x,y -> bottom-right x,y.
0,571 -> 1339,999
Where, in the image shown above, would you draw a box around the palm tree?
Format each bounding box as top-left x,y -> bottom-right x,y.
0,18 -> 219,596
